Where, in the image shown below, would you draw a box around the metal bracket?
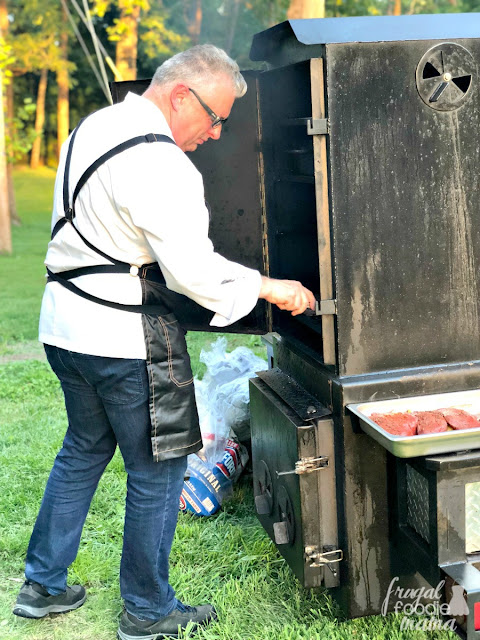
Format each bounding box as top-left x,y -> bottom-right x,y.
276,456 -> 329,477
307,118 -> 329,135
305,545 -> 343,569
304,299 -> 337,317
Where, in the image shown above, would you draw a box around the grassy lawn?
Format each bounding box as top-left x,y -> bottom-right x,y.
0,168 -> 455,640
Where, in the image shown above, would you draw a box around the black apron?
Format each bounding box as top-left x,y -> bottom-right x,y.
47,121 -> 202,462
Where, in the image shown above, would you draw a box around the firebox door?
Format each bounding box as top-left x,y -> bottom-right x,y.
249,373 -> 340,589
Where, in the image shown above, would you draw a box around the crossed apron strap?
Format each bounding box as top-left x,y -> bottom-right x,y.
48,119 -> 176,312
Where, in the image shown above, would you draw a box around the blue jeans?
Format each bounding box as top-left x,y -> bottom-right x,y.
25,344 -> 187,621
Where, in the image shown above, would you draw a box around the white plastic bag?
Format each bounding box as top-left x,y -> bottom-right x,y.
195,337 -> 267,462
181,338 -> 266,516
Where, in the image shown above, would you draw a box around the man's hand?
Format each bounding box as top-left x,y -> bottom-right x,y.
259,276 -> 316,317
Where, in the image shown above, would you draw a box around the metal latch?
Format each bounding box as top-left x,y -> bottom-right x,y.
304,299 -> 337,317
307,118 -> 329,135
276,456 -> 329,477
305,545 -> 343,569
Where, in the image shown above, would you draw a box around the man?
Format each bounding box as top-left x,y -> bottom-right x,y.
14,45 -> 315,639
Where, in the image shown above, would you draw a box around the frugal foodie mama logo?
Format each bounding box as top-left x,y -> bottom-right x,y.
381,577 -> 468,631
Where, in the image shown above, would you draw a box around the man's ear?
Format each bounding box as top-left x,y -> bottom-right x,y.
170,84 -> 190,112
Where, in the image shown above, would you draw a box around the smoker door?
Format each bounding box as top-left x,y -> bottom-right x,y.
110,73 -> 270,334
249,376 -> 340,589
326,38 -> 480,374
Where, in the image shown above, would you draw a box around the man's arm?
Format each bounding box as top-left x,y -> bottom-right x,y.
259,276 -> 315,316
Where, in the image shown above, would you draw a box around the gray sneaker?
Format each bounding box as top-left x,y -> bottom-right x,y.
117,601 -> 217,640
13,580 -> 86,619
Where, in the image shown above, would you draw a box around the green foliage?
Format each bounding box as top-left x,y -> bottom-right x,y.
0,37 -> 15,74
139,15 -> 190,62
5,0 -> 480,167
6,98 -> 38,162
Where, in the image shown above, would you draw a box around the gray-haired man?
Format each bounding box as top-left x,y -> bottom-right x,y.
14,44 -> 314,639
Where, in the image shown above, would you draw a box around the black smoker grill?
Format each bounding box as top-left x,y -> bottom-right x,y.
111,12 -> 480,637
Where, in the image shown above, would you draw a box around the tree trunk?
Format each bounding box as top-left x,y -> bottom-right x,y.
115,5 -> 140,81
30,69 -> 48,170
0,68 -> 11,253
0,0 -> 18,225
393,0 -> 402,14
287,0 -> 325,19
57,6 -> 69,159
183,0 -> 202,45
224,0 -> 241,55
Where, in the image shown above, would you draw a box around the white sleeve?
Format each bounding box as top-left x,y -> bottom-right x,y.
118,144 -> 262,326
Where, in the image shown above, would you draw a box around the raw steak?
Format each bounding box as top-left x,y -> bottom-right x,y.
370,412 -> 418,436
440,408 -> 480,430
414,410 -> 448,435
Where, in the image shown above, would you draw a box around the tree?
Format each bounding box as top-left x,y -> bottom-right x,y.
57,5 -> 70,158
30,67 -> 47,169
0,0 -> 18,228
183,0 -> 202,44
110,0 -> 142,80
0,47 -> 10,253
94,0 -> 189,81
287,0 -> 325,19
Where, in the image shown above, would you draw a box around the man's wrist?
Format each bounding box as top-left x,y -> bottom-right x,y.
259,276 -> 273,301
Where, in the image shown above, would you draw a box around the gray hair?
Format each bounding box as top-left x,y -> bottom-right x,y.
151,44 -> 247,98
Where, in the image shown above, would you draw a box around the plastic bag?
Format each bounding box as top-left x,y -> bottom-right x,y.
179,338 -> 266,516
196,337 -> 267,461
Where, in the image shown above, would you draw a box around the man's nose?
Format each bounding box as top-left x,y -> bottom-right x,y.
209,126 -> 222,141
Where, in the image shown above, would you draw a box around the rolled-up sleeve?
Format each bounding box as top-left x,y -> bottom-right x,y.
120,143 -> 262,326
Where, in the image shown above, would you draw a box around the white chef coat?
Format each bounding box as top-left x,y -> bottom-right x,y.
39,92 -> 262,359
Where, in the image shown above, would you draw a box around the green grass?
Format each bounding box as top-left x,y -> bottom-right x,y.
0,167 -> 56,355
0,168 -> 456,640
0,360 -> 456,640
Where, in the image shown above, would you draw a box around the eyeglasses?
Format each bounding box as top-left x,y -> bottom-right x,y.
189,88 -> 228,128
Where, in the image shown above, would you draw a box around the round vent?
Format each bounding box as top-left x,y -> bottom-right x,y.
416,43 -> 475,111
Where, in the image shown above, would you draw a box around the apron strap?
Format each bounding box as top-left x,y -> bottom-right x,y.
71,133 -> 175,219
52,128 -> 175,242
46,267 -> 169,315
48,124 -> 174,309
50,262 -> 166,284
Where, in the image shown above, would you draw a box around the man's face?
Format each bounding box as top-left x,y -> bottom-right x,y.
171,78 -> 236,152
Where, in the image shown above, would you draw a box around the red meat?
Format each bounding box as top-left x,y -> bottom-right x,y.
414,410 -> 448,435
370,412 -> 418,436
440,408 -> 480,430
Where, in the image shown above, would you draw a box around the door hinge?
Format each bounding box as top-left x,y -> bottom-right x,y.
307,118 -> 329,135
276,456 -> 329,477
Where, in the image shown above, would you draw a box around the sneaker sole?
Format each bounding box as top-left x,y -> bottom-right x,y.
117,630 -> 179,640
12,593 -> 87,619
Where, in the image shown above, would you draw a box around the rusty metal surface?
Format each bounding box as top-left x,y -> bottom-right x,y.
250,377 -> 331,588
327,39 -> 480,375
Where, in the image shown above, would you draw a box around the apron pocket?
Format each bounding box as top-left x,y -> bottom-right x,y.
142,311 -> 201,461
157,314 -> 194,387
